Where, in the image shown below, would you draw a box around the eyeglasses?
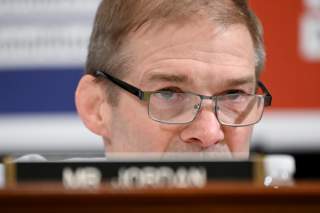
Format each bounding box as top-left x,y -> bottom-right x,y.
94,70 -> 272,127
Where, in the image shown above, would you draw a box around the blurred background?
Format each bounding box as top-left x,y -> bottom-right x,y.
0,0 -> 320,159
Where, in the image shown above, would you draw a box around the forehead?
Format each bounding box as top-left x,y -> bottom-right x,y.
123,19 -> 256,90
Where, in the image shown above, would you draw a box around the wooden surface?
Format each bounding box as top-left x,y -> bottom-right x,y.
1,181 -> 320,213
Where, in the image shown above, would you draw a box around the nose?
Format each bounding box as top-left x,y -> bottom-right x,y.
180,106 -> 225,148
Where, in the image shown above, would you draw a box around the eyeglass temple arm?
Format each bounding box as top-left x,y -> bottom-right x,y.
95,70 -> 146,100
258,81 -> 272,106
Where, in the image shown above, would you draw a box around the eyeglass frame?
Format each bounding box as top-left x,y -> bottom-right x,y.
94,70 -> 272,126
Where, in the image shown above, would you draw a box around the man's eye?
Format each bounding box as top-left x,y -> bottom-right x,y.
158,90 -> 176,99
153,87 -> 184,102
225,90 -> 246,101
226,89 -> 243,95
155,87 -> 179,96
227,93 -> 241,101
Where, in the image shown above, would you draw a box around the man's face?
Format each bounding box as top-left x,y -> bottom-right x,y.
102,20 -> 256,158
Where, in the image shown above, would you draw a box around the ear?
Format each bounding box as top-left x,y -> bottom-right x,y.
75,74 -> 111,137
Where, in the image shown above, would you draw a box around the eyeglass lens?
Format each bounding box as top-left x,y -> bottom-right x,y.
148,92 -> 265,126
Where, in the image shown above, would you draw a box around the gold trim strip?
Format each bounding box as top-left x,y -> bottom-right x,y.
4,156 -> 16,187
253,154 -> 265,186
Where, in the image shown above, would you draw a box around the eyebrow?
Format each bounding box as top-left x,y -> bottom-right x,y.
147,73 -> 190,83
222,76 -> 256,88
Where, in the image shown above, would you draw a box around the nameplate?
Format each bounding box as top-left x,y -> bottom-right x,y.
9,161 -> 253,189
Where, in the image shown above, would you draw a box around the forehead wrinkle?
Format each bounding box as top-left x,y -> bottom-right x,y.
136,40 -> 255,71
148,54 -> 253,68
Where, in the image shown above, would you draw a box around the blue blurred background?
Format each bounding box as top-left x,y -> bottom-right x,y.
0,0 -> 104,159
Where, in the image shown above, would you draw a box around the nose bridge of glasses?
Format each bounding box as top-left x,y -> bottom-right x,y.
198,94 -> 217,112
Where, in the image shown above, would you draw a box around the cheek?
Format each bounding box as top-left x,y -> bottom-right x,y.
127,119 -> 181,152
111,95 -> 181,152
222,126 -> 252,153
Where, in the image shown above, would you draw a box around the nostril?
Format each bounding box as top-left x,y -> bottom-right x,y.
185,138 -> 200,143
184,137 -> 220,148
